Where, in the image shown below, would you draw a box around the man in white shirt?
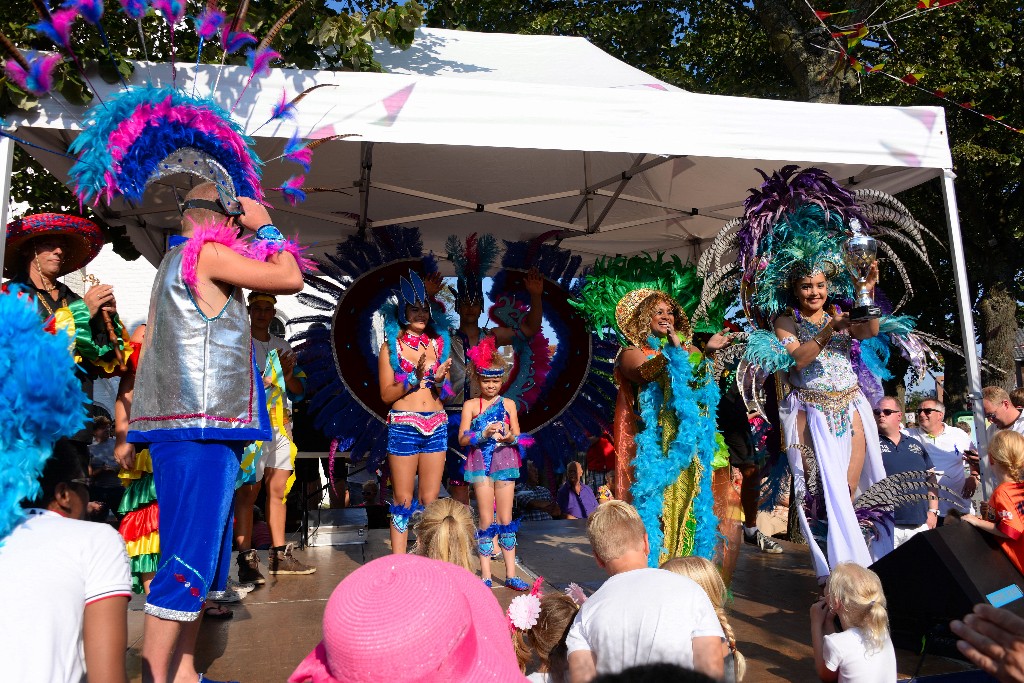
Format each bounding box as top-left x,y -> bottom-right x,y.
0,439 -> 132,683
565,501 -> 725,682
907,398 -> 977,521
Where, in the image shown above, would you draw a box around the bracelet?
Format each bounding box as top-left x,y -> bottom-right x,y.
256,224 -> 284,241
812,337 -> 824,348
928,509 -> 939,515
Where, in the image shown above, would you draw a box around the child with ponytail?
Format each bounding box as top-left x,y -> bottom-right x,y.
413,497 -> 477,573
661,557 -> 746,682
962,430 -> 1024,575
811,562 -> 896,682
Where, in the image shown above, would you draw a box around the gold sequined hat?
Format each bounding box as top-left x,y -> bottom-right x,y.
615,288 -> 691,348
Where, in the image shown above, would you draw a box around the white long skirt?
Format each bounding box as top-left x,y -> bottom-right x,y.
781,389 -> 894,581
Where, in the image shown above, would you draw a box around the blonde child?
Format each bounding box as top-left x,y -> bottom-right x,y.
661,557 -> 746,683
811,562 -> 896,682
961,430 -> 1024,575
510,588 -> 581,683
460,337 -> 532,590
413,497 -> 477,573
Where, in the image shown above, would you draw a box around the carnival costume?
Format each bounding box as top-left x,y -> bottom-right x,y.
382,269 -> 455,533
695,166 -> 956,579
574,254 -> 731,567
3,214 -> 132,377
4,1 -> 319,621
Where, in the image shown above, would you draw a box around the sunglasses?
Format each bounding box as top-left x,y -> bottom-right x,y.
873,409 -> 900,417
916,408 -> 942,416
69,476 -> 91,488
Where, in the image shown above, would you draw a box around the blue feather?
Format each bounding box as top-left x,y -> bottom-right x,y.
744,329 -> 796,373
0,292 -> 88,545
879,314 -> 916,338
859,336 -> 893,381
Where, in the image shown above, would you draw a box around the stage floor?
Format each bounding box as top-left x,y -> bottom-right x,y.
125,523 -> 978,682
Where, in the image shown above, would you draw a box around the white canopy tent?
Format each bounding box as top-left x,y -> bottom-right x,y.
0,28 -> 987,462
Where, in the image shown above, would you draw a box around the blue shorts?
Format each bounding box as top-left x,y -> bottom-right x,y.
387,410 -> 448,456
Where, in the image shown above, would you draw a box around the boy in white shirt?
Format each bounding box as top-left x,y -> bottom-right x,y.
566,501 -> 724,682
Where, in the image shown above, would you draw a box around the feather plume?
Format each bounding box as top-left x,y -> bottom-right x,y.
4,51 -> 62,97
0,31 -> 30,72
467,335 -> 499,373
306,133 -> 355,150
31,8 -> 79,50
245,46 -> 279,78
256,0 -> 305,52
118,0 -> 148,20
194,8 -> 225,40
0,291 -> 88,545
221,28 -> 256,54
277,175 -> 306,206
283,132 -> 312,171
743,329 -> 795,373
69,0 -> 104,25
151,0 -> 184,26
269,89 -> 296,123
227,0 -> 249,34
289,83 -> 337,109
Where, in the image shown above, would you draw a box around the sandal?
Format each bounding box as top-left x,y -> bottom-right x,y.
203,605 -> 234,620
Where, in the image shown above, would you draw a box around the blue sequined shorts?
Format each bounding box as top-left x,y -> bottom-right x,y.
387,410 -> 448,456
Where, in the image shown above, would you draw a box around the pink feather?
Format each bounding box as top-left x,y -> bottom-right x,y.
118,0 -> 148,20
4,52 -> 62,97
270,90 -> 296,122
31,8 -> 79,50
221,29 -> 256,54
179,220 -> 247,289
70,0 -> 104,25
276,174 -> 306,206
467,335 -> 500,373
151,0 -> 184,26
246,46 -> 279,78
194,8 -> 225,40
283,133 -> 312,171
245,237 -> 317,274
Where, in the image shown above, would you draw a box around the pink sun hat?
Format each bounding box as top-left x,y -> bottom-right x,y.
289,554 -> 527,683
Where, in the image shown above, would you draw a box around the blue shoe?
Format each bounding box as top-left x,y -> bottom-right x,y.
198,675 -> 239,683
482,578 -> 493,588
505,576 -> 529,591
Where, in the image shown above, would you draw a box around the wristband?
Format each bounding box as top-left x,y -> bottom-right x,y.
256,224 -> 284,241
928,509 -> 939,515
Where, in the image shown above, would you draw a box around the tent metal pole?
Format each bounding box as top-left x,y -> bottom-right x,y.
0,136 -> 15,271
357,142 -> 374,239
940,167 -> 990,498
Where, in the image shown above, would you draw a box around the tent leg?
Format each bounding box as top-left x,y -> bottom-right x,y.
940,168 -> 989,497
0,137 -> 15,270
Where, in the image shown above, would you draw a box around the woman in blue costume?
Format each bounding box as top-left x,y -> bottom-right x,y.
378,270 -> 454,554
459,336 -> 532,591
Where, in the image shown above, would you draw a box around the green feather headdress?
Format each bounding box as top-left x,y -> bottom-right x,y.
573,253 -> 729,347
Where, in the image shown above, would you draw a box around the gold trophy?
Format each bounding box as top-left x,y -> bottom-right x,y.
844,235 -> 881,322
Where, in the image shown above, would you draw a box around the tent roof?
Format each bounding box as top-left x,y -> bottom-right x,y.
6,28 -> 952,266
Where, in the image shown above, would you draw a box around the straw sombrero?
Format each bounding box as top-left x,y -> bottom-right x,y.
3,213 -> 104,278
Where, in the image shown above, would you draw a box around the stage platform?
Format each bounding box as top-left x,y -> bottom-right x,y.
125,522 -> 980,682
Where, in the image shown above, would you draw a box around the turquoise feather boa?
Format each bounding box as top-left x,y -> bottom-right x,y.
631,345 -> 721,566
381,299 -> 454,375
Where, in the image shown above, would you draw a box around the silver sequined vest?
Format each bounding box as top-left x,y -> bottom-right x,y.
127,244 -> 268,442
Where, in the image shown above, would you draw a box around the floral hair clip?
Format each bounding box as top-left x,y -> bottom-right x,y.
506,575 -> 545,631
564,582 -> 588,607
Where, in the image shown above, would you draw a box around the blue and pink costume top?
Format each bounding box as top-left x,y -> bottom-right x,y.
462,397 -> 524,483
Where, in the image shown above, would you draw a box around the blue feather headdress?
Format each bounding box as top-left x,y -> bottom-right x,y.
445,233 -> 500,307
0,290 -> 87,545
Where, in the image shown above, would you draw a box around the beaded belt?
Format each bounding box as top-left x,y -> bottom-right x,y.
794,385 -> 860,435
387,410 -> 448,435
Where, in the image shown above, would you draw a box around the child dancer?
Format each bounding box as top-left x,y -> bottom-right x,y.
460,336 -> 531,590
810,562 -> 896,682
661,557 -> 746,682
961,430 -> 1024,574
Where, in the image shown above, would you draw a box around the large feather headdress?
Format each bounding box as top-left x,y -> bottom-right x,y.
445,233 -> 500,307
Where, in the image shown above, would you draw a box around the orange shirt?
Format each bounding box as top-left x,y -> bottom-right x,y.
990,482 -> 1024,574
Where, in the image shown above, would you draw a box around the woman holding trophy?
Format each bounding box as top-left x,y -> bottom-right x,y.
729,167 -> 893,582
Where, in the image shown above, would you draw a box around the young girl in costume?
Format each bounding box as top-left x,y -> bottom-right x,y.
810,562 -> 896,682
509,583 -> 582,683
961,430 -> 1024,574
661,556 -> 747,683
378,270 -> 453,554
459,336 -> 531,590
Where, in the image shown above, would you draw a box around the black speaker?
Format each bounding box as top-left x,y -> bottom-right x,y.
870,520 -> 1024,660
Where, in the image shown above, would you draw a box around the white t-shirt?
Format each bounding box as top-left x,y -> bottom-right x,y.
907,425 -> 976,516
565,567 -> 724,675
0,509 -> 131,683
253,334 -> 293,375
823,627 -> 897,683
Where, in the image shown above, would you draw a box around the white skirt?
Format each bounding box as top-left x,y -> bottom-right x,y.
780,388 -> 893,581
